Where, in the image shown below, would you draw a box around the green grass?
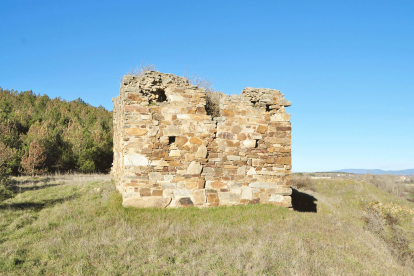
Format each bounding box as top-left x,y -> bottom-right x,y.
0,175 -> 413,275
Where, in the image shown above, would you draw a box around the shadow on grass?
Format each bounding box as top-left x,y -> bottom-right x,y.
291,188 -> 317,212
13,183 -> 63,193
11,177 -> 55,185
0,194 -> 79,212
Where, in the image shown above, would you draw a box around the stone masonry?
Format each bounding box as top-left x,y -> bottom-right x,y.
112,71 -> 292,208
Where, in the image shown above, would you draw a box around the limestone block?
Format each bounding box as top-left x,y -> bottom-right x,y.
173,189 -> 192,198
164,175 -> 174,182
124,154 -> 149,166
249,133 -> 262,140
150,160 -> 169,166
148,172 -> 163,181
218,192 -> 240,205
122,196 -> 172,208
206,180 -> 227,189
272,187 -> 292,195
177,114 -> 209,120
185,153 -> 195,162
169,150 -> 181,157
126,128 -> 148,136
175,136 -> 188,146
196,145 -> 207,158
148,127 -> 159,137
190,137 -> 203,145
162,183 -> 176,189
247,167 -> 256,175
256,171 -> 285,176
231,125 -> 242,134
269,194 -> 284,202
270,113 -> 291,122
241,186 -> 253,200
237,166 -> 246,175
249,182 -> 278,188
187,161 -> 202,174
193,189 -> 206,204
178,197 -> 194,207
256,125 -> 267,134
168,94 -> 185,102
164,126 -> 181,136
241,139 -> 256,148
264,137 -> 291,144
227,155 -> 241,161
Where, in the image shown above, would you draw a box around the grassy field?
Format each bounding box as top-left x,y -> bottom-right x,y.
1,174 -> 413,275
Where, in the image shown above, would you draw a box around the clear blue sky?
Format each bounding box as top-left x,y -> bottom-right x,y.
1,0 -> 413,172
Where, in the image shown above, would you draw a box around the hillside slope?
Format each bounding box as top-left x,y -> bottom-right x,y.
0,88 -> 113,174
0,175 -> 413,275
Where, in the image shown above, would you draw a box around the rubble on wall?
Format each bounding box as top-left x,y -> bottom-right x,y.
112,71 -> 292,208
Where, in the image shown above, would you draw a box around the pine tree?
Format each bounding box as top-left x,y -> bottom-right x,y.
20,140 -> 47,176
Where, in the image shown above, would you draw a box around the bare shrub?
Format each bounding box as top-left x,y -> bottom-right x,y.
387,226 -> 413,266
126,62 -> 156,78
363,205 -> 386,236
292,174 -> 317,191
183,69 -> 224,118
0,142 -> 16,202
183,69 -> 214,91
363,174 -> 405,198
205,91 -> 225,118
363,202 -> 414,265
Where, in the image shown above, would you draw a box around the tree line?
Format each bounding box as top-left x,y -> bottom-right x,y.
0,88 -> 113,179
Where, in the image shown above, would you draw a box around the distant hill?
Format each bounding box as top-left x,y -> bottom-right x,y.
332,169 -> 414,175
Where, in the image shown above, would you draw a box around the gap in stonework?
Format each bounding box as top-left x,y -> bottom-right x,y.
154,89 -> 167,102
168,136 -> 176,145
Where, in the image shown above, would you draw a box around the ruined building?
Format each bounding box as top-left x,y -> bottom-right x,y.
112,71 -> 292,208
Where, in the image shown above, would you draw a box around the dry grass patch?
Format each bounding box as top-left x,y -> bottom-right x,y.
0,175 -> 414,275
292,174 -> 317,192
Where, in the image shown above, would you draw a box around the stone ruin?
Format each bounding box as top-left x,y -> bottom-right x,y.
112,71 -> 292,208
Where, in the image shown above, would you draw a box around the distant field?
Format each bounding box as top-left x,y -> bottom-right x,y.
1,174 -> 413,275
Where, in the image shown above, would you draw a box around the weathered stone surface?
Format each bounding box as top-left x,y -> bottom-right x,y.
241,186 -> 253,200
269,194 -> 284,202
231,125 -> 242,134
122,196 -> 172,208
256,125 -> 267,134
150,160 -> 169,166
227,155 -> 241,161
211,180 -> 227,189
126,128 -> 148,136
190,137 -> 203,145
187,161 -> 202,174
237,166 -> 246,175
169,150 -> 181,157
196,145 -> 207,158
193,189 -> 206,204
249,182 -> 278,188
124,154 -> 149,166
218,192 -> 240,205
241,139 -> 256,148
113,71 -> 292,209
164,126 -> 181,136
185,153 -> 195,162
148,172 -> 163,181
178,197 -> 194,207
173,189 -> 192,198
175,136 -> 188,146
247,167 -> 256,175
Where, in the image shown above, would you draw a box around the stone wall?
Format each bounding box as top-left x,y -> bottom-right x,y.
112,71 -> 292,208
